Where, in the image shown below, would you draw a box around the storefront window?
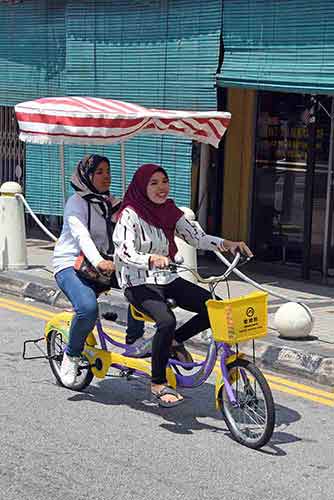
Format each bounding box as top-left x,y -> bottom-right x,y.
253,91 -> 330,269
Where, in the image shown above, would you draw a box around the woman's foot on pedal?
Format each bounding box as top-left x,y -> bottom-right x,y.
126,334 -> 144,345
170,342 -> 193,364
126,337 -> 152,357
151,384 -> 184,408
60,353 -> 80,387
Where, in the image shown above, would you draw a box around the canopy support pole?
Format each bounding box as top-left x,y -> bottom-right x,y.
197,144 -> 210,231
59,143 -> 66,209
120,143 -> 126,195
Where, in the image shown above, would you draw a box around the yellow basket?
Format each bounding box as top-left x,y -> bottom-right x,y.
206,291 -> 268,344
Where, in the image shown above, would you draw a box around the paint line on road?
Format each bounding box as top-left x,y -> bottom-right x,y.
0,297 -> 55,317
264,373 -> 334,400
0,300 -> 52,321
268,382 -> 334,407
1,297 -> 334,406
0,298 -> 124,340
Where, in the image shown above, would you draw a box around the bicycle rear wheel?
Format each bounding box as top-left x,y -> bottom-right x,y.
46,329 -> 93,391
219,358 -> 275,449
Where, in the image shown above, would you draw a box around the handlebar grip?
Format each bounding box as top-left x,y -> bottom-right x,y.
168,263 -> 178,272
239,253 -> 252,265
174,255 -> 184,265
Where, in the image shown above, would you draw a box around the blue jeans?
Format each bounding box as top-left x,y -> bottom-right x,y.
55,267 -> 144,357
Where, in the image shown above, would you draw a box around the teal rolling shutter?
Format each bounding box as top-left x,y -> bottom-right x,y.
218,0 -> 334,94
1,0 -> 222,214
25,138 -> 192,215
0,1 -> 65,105
25,144 -> 63,215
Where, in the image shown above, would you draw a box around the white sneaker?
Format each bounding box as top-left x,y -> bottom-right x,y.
127,337 -> 152,358
60,353 -> 80,387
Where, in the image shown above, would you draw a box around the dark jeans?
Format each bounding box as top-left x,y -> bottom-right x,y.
55,267 -> 143,357
125,277 -> 214,384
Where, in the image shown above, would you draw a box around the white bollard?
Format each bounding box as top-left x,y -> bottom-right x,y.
0,182 -> 28,270
175,207 -> 197,283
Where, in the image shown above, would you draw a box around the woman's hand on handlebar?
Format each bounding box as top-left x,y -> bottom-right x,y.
97,259 -> 115,275
219,239 -> 253,258
149,254 -> 170,269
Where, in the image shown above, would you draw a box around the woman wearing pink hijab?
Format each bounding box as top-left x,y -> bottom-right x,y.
113,164 -> 253,407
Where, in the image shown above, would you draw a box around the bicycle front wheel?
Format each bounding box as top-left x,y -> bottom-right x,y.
219,358 -> 275,449
46,329 -> 94,391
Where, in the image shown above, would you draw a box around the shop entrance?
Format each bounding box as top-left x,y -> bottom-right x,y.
252,91 -> 332,275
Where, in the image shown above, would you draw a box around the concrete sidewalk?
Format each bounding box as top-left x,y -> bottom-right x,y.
1,238 -> 334,387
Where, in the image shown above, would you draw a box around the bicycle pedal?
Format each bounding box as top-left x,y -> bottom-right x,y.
102,311 -> 118,322
120,368 -> 134,379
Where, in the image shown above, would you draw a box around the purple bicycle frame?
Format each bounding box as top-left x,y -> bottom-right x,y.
95,318 -> 238,401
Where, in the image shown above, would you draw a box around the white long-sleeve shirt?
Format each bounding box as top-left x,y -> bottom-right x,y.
113,207 -> 224,289
53,194 -> 111,274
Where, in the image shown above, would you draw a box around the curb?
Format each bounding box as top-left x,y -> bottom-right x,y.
1,272 -> 334,388
249,343 -> 334,388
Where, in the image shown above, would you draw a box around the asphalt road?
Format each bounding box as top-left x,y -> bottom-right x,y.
1,294 -> 333,500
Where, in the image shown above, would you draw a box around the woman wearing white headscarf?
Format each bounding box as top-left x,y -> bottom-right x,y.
53,154 -> 143,387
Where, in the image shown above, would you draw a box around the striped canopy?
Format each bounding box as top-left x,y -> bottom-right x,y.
15,97 -> 231,148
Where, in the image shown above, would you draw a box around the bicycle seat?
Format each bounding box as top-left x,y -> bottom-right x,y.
130,305 -> 155,323
130,298 -> 177,323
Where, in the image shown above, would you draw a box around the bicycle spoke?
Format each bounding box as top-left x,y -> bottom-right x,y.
243,406 -> 266,427
230,396 -> 265,430
220,359 -> 275,448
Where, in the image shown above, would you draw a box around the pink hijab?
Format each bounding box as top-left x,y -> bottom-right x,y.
118,164 -> 184,259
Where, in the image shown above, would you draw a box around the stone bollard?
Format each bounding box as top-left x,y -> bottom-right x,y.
0,182 -> 28,270
175,207 -> 198,283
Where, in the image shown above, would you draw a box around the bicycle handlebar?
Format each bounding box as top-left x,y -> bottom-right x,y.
167,251 -> 252,284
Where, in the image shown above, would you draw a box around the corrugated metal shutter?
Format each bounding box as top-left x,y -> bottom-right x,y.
0,1 -> 65,105
218,0 -> 334,94
1,0 -> 222,214
26,137 -> 192,215
0,0 -> 65,206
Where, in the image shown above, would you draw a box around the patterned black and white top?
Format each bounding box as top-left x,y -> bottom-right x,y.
113,207 -> 224,289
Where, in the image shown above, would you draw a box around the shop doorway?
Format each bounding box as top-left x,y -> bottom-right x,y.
252,91 -> 331,275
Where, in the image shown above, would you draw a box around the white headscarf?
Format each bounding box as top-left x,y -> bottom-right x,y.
71,154 -> 121,253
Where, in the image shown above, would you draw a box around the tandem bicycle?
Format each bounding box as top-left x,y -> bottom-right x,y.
23,251 -> 275,449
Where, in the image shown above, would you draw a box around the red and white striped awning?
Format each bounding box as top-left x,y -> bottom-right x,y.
15,97 -> 231,148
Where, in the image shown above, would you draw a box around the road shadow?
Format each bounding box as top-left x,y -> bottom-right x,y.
261,402 -> 305,457
66,374 -> 304,455
68,375 -> 224,434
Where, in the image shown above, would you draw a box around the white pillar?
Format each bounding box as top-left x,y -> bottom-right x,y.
175,207 -> 197,283
0,182 -> 28,270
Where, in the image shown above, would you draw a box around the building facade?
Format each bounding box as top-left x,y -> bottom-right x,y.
218,0 -> 334,280
2,0 -> 334,279
0,0 -> 222,213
